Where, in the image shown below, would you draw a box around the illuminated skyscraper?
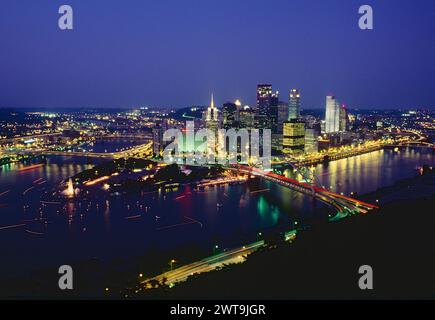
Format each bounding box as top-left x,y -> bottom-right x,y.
339,104 -> 348,132
222,101 -> 239,129
304,127 -> 319,154
205,94 -> 221,158
152,126 -> 163,157
283,120 -> 305,155
277,101 -> 289,134
282,89 -> 305,155
239,106 -> 256,129
269,91 -> 280,133
206,94 -> 220,132
288,89 -> 301,120
256,84 -> 272,111
256,84 -> 273,129
325,95 -> 340,133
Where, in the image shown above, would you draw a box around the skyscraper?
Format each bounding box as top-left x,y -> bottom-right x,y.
283,120 -> 305,155
205,94 -> 221,158
256,84 -> 273,129
222,101 -> 239,129
325,95 -> 340,133
277,101 -> 289,134
239,106 -> 256,129
206,94 -> 220,132
288,89 -> 301,120
152,126 -> 163,157
282,88 -> 305,155
256,84 -> 272,111
339,104 -> 348,132
304,127 -> 319,154
269,91 -> 280,133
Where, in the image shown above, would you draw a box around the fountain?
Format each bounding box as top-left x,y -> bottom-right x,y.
63,178 -> 75,198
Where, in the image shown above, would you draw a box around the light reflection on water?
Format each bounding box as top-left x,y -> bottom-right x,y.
285,148 -> 434,195
0,147 -> 433,277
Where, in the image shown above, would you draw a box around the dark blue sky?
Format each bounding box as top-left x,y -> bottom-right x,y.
0,0 -> 434,109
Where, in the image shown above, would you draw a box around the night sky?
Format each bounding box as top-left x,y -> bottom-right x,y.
0,0 -> 434,109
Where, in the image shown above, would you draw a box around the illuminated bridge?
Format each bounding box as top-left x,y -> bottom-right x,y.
233,164 -> 379,220
26,141 -> 153,159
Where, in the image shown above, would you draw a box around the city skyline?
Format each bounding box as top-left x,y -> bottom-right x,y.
1,0 -> 435,303
1,0 -> 434,109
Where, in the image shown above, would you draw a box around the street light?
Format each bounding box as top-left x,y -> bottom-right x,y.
170,259 -> 176,270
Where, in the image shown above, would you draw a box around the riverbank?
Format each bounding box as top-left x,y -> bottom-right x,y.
360,165 -> 435,205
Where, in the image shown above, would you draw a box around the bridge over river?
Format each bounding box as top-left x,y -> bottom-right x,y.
232,164 -> 379,220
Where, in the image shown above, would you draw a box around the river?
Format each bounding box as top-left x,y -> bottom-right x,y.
0,146 -> 433,283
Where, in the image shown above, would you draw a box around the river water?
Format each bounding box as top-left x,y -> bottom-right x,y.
0,145 -> 433,280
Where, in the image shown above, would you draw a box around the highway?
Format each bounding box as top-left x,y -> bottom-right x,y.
142,241 -> 265,287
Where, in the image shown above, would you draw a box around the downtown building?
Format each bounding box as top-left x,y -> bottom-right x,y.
282,89 -> 305,155
271,100 -> 288,154
152,126 -> 163,157
288,89 -> 301,120
206,94 -> 220,132
222,100 -> 241,129
205,94 -> 223,159
152,119 -> 170,157
239,106 -> 256,129
256,84 -> 273,129
304,127 -> 319,154
325,95 -> 340,133
283,120 -> 305,155
325,95 -> 347,133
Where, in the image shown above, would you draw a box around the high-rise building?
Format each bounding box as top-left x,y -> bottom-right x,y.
272,133 -> 283,154
222,101 -> 239,129
269,91 -> 280,133
339,104 -> 348,132
282,120 -> 305,155
325,95 -> 341,133
256,84 -> 272,111
239,106 -> 256,129
152,126 -> 163,157
288,89 -> 301,120
320,120 -> 326,134
305,127 -> 319,154
277,101 -> 289,134
256,84 -> 273,129
205,94 -> 221,158
206,94 -> 220,132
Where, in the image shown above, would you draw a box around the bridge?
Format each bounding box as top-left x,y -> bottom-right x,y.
17,141 -> 153,159
233,164 -> 379,220
94,134 -> 153,140
275,140 -> 434,168
0,132 -> 62,144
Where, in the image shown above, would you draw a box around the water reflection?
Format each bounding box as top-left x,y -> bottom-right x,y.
0,148 -> 433,278
285,148 -> 434,195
